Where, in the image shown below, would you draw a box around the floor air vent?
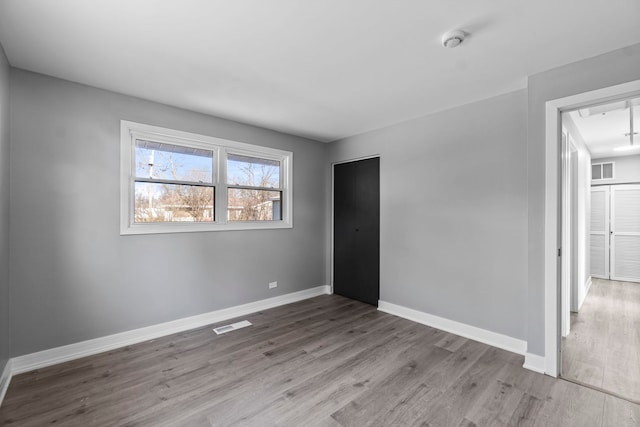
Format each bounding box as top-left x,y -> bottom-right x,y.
213,320 -> 252,335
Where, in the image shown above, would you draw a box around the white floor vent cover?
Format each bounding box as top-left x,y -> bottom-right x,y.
213,320 -> 252,335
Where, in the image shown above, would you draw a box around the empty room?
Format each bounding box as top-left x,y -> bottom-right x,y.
0,1 -> 639,426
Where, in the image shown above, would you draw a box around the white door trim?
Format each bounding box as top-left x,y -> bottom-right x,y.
560,132 -> 571,338
544,79 -> 640,377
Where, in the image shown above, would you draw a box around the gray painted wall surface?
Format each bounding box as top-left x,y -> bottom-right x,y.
9,70 -> 327,356
328,90 -> 528,341
0,44 -> 10,373
592,155 -> 640,186
526,43 -> 640,355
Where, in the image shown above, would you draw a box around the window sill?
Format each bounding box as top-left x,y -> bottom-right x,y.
120,220 -> 293,235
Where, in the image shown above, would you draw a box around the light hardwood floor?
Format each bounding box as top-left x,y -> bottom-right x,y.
1,294 -> 639,426
561,278 -> 640,403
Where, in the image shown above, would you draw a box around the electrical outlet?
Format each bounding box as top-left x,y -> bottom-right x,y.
269,281 -> 278,289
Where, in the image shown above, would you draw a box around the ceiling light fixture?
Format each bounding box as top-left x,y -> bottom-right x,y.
441,30 -> 466,48
613,145 -> 640,152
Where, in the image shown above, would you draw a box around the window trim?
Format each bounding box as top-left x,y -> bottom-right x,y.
120,120 -> 293,235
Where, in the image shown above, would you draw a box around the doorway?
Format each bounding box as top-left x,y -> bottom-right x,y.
559,96 -> 640,403
333,157 -> 380,306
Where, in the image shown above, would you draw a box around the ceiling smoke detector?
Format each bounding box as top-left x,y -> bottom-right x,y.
441,30 -> 466,48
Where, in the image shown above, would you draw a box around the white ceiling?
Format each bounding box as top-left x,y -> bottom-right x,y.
0,0 -> 639,142
569,98 -> 640,159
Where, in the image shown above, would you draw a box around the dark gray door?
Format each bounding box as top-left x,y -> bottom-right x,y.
333,157 -> 380,306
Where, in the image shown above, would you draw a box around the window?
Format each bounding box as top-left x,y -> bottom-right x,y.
592,162 -> 614,181
134,140 -> 215,223
227,154 -> 282,221
121,121 -> 292,234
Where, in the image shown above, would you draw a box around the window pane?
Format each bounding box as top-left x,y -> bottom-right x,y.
134,182 -> 214,223
227,154 -> 280,188
228,189 -> 281,221
135,140 -> 213,183
602,163 -> 613,179
592,164 -> 601,180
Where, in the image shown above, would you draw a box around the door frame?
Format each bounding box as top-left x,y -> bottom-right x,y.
544,80 -> 640,377
560,132 -> 580,337
331,154 -> 381,296
569,139 -> 579,313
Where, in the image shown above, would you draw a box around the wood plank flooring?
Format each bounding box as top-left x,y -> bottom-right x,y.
561,278 -> 640,403
1,294 -> 638,426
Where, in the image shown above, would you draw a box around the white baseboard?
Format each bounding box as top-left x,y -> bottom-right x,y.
523,353 -> 546,374
377,301 -> 527,356
0,359 -> 12,407
11,285 -> 330,375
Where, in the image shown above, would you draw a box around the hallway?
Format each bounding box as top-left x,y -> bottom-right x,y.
562,278 -> 640,402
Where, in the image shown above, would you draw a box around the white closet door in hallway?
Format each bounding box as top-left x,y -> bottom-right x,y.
610,184 -> 640,283
590,186 -> 609,279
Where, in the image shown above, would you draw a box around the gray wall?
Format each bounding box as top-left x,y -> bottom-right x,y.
0,44 -> 10,372
327,90 -> 528,341
9,69 -> 327,356
526,43 -> 640,355
592,154 -> 640,186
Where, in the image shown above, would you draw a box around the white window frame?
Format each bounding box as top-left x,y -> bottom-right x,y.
591,162 -> 615,181
120,120 -> 293,235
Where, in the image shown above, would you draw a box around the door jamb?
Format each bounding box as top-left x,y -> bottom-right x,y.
544,80 -> 640,377
560,131 -> 571,338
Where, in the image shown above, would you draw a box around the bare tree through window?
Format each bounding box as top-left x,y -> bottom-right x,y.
133,140 -> 214,222
227,154 -> 282,221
